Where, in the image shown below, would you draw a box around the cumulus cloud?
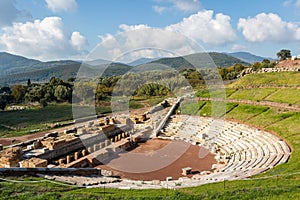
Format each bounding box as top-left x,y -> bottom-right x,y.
71,32 -> 88,51
238,13 -> 300,43
95,10 -> 236,61
0,17 -> 88,61
153,0 -> 201,13
45,0 -> 77,12
167,10 -> 237,45
96,27 -> 201,62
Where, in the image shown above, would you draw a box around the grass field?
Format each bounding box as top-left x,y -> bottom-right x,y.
228,88 -> 278,101
228,72 -> 300,88
265,88 -> 300,105
199,101 -> 238,117
2,174 -> 300,199
225,104 -> 270,121
196,88 -> 237,98
180,101 -> 206,115
0,97 -> 158,137
0,104 -> 114,137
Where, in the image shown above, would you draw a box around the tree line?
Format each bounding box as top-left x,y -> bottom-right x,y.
0,77 -> 73,110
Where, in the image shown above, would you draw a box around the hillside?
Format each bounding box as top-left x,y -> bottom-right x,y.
127,57 -> 159,66
0,52 -> 249,84
0,62 -> 132,85
0,52 -> 42,76
93,62 -> 133,77
151,52 -> 249,69
228,71 -> 300,88
227,52 -> 272,64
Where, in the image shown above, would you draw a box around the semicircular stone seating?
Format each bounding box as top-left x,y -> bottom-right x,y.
162,115 -> 291,185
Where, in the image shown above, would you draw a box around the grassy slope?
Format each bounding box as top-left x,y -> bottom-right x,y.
265,88 -> 300,105
0,104 -> 113,137
228,72 -> 300,87
0,99 -> 147,137
228,88 -> 278,101
1,174 -> 300,199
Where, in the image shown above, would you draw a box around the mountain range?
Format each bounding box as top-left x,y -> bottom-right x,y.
0,51 -> 269,85
226,52 -> 273,64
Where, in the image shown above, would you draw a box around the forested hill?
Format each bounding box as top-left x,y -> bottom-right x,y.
150,52 -> 249,69
0,62 -> 133,85
0,52 -> 41,75
0,52 -> 249,85
227,52 -> 273,64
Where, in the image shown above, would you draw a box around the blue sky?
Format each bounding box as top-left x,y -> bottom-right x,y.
0,0 -> 299,61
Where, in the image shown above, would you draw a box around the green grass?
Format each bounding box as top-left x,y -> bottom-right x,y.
265,88 -> 300,105
146,97 -> 168,107
263,113 -> 300,174
2,175 -> 300,199
228,72 -> 300,88
196,88 -> 237,98
225,104 -> 269,121
129,100 -> 144,109
247,108 -> 296,128
0,104 -> 112,137
228,88 -> 278,101
199,101 -> 238,117
180,101 -> 206,115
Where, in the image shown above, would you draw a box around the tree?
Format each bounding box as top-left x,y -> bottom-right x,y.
11,85 -> 27,103
27,79 -> 31,87
54,85 -> 71,102
252,62 -> 263,71
25,85 -> 45,102
49,77 -> 63,87
0,86 -> 11,94
276,49 -> 291,61
0,94 -> 10,110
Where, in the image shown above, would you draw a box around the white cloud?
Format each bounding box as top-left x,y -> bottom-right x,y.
238,13 -> 300,43
96,27 -> 201,62
171,0 -> 201,12
119,24 -> 151,32
71,31 -> 88,51
153,0 -> 201,13
45,0 -> 77,12
0,17 -> 88,61
296,0 -> 300,6
95,10 -> 236,61
167,10 -> 237,45
231,44 -> 247,51
153,6 -> 167,14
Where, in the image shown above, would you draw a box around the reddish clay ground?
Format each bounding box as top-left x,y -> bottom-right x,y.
97,139 -> 216,181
